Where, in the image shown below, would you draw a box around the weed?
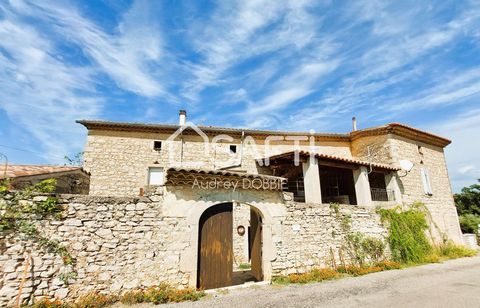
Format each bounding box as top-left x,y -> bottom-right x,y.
75,292 -> 118,308
238,263 -> 251,270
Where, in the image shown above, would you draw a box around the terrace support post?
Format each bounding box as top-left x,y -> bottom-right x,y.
302,156 -> 322,203
353,166 -> 373,206
385,172 -> 402,203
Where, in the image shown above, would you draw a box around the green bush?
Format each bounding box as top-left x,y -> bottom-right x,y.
361,237 -> 386,263
75,292 -> 118,308
32,297 -> 71,308
238,263 -> 251,269
378,203 -> 432,263
375,260 -> 402,270
119,290 -> 146,305
459,214 -> 480,236
272,268 -> 340,284
435,241 -> 477,259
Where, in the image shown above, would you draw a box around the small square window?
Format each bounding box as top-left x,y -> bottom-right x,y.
230,145 -> 237,154
418,145 -> 423,155
148,167 -> 164,185
153,141 -> 162,151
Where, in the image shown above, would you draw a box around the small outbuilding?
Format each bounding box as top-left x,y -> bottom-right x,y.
0,164 -> 90,194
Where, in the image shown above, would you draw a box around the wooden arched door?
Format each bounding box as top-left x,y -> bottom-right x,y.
197,203 -> 233,289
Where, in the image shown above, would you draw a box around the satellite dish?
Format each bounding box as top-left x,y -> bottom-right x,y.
399,159 -> 414,172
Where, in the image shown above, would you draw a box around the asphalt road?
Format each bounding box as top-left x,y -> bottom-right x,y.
155,255 -> 480,308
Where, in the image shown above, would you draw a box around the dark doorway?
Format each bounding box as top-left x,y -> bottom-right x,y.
197,203 -> 233,289
320,166 -> 357,205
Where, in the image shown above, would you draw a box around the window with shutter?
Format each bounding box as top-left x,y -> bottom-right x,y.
420,168 -> 433,195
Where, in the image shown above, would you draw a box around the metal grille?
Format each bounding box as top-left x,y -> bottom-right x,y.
370,188 -> 395,202
284,179 -> 305,203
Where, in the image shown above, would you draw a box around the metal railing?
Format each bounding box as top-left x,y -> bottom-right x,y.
283,179 -> 305,203
370,188 -> 395,202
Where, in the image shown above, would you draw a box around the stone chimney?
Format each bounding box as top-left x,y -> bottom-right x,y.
179,110 -> 187,126
352,116 -> 357,131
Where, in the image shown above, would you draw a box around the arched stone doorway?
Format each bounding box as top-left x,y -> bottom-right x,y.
196,202 -> 265,289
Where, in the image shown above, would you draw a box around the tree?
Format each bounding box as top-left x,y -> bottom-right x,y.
64,151 -> 84,166
454,179 -> 480,216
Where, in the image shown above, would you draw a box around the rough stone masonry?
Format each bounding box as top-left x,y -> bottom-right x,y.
0,187 -> 387,306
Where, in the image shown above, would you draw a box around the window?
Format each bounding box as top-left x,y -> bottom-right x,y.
229,145 -> 237,154
148,167 -> 164,185
153,141 -> 162,151
418,145 -> 424,155
420,167 -> 433,195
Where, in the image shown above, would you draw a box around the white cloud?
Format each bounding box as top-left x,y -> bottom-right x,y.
182,0 -> 319,101
11,0 -> 165,97
429,109 -> 480,192
0,17 -> 100,162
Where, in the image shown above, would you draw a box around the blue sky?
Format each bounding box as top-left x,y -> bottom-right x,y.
0,0 -> 479,192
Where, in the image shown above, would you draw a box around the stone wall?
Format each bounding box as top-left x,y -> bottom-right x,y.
388,135 -> 463,243
0,191 -> 191,306
83,129 -> 352,196
271,202 -> 388,275
232,203 -> 250,267
0,188 -> 388,306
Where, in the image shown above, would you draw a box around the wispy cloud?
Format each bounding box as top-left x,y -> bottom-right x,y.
181,0 -> 319,102
10,0 -> 166,98
1,0 -> 479,191
429,108 -> 480,192
0,15 -> 100,162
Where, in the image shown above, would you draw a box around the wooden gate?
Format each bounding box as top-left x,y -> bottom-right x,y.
250,209 -> 263,281
197,203 -> 233,289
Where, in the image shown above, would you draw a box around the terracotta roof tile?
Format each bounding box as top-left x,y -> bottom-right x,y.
0,165 -> 83,179
261,151 -> 400,171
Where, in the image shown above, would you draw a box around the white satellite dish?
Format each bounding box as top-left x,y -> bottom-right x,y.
399,159 -> 414,172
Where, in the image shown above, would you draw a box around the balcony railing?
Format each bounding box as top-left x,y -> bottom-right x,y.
370,188 -> 395,202
283,179 -> 305,203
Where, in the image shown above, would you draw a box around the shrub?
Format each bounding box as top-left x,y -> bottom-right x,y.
273,268 -> 340,284
361,237 -> 386,263
238,263 -> 251,269
378,203 -> 432,263
376,260 -> 402,270
75,292 -> 118,308
435,242 -> 477,259
32,298 -> 70,308
459,214 -> 480,236
142,284 -> 205,305
119,290 -> 146,305
336,265 -> 383,276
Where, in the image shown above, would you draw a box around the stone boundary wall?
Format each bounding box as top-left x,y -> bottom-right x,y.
0,192 -> 388,306
272,202 -> 388,275
0,192 -> 191,306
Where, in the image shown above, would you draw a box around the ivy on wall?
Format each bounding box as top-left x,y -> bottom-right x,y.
0,179 -> 76,284
329,203 -> 386,266
377,202 -> 432,263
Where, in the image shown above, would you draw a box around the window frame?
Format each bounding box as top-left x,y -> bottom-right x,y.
148,167 -> 164,186
420,167 -> 433,195
153,140 -> 162,151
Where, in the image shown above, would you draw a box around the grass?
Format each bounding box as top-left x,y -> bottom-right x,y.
238,263 -> 251,270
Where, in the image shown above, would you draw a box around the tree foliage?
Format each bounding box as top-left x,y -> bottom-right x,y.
64,151 -> 84,166
454,180 -> 480,216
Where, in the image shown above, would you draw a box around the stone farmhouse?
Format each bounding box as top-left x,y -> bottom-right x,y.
77,110 -> 462,285
0,110 -> 464,305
